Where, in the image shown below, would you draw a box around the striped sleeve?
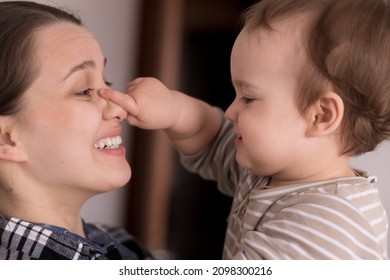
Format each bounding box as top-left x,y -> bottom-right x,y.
180,111 -> 242,197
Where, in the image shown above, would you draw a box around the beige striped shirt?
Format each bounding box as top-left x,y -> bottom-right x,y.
180,114 -> 389,259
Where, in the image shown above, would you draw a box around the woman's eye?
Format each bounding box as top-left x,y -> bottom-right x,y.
240,96 -> 254,104
76,88 -> 94,96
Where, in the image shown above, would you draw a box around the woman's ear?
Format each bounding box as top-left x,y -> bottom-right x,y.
0,118 -> 28,162
306,91 -> 344,137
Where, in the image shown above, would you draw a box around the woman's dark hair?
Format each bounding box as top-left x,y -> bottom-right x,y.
0,1 -> 82,115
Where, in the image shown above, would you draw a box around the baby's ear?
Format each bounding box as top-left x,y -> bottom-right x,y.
305,91 -> 344,137
0,118 -> 28,162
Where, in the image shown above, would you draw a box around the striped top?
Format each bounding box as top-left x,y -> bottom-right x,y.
180,114 -> 389,259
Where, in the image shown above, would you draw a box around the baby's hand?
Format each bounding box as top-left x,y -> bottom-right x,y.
100,77 -> 181,130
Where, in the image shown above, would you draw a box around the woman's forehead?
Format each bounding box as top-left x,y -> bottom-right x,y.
33,23 -> 104,80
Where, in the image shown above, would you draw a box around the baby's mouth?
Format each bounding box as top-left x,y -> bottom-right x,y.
94,136 -> 122,150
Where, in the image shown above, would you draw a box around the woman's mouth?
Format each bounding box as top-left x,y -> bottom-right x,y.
94,136 -> 122,150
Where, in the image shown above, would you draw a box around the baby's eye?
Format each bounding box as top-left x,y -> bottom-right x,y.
105,81 -> 113,87
76,88 -> 94,96
240,96 -> 254,104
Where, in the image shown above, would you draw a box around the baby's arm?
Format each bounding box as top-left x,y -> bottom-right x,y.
100,77 -> 222,155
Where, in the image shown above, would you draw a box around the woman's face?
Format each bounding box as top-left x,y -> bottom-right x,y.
12,23 -> 131,197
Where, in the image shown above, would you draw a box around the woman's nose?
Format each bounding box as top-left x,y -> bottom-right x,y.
100,89 -> 127,121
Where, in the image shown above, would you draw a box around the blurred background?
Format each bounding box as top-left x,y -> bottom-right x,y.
17,0 -> 390,259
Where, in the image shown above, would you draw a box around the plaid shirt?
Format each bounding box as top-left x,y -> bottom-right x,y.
0,216 -> 152,260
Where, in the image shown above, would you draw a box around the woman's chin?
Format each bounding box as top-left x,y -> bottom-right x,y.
101,165 -> 132,191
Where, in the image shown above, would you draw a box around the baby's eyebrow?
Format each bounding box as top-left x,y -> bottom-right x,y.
231,79 -> 250,88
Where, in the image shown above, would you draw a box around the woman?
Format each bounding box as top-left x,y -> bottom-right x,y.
0,1 -> 150,259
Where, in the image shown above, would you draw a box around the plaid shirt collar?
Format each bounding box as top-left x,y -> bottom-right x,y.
0,216 -> 151,260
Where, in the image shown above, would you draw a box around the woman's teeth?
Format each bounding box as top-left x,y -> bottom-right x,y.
94,136 -> 122,149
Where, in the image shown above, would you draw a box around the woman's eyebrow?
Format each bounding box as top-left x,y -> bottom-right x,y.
63,60 -> 96,81
62,58 -> 107,81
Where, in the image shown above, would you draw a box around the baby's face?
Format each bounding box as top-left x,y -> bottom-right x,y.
226,20 -> 311,181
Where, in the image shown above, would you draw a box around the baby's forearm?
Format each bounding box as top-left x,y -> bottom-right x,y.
99,77 -> 222,155
165,90 -> 222,155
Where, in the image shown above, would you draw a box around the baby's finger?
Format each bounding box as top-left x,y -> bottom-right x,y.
99,89 -> 139,116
